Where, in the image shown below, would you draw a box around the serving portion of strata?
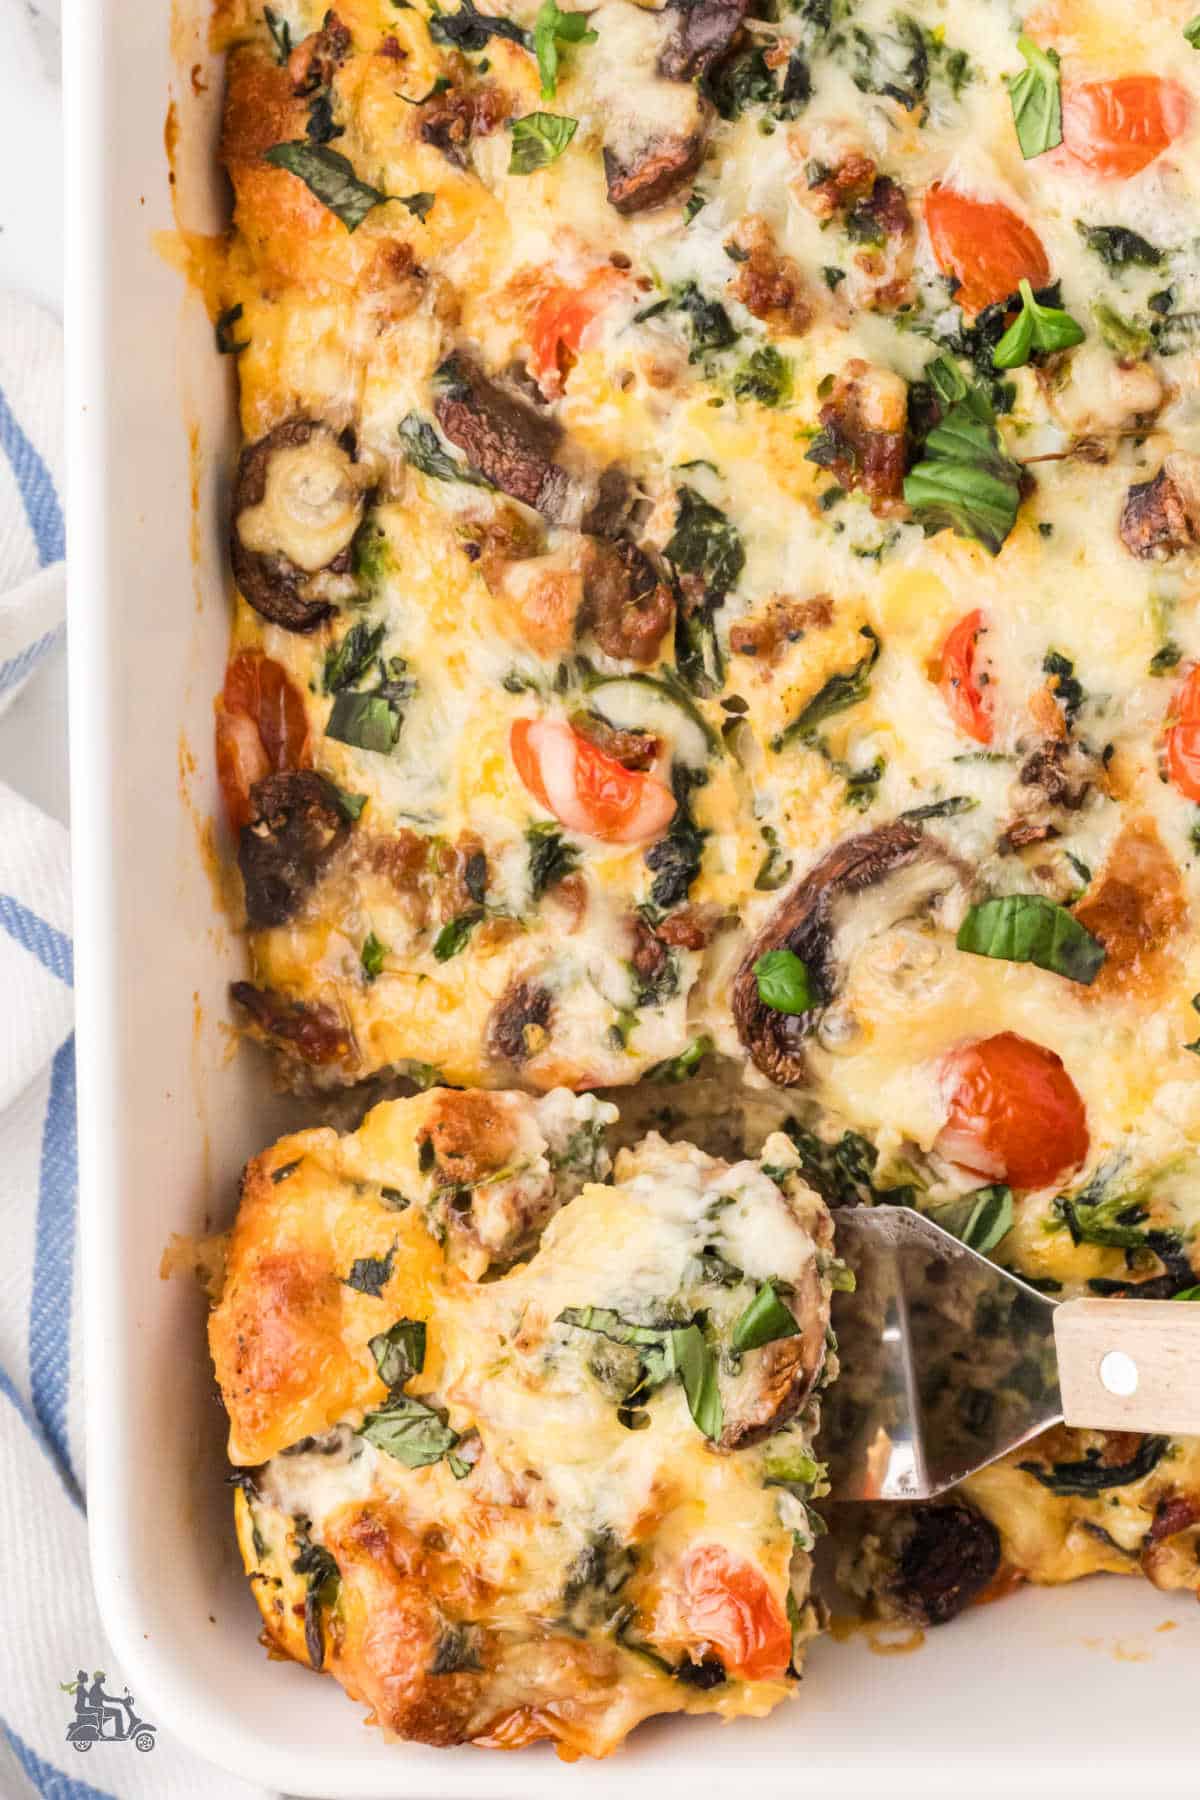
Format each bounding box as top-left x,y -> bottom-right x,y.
209,1088 -> 838,1754
205,0 -> 1200,1742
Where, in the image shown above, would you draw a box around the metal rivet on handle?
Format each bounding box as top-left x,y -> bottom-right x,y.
1100,1349 -> 1139,1398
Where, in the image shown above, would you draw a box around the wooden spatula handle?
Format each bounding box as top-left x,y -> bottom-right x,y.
1054,1299 -> 1200,1435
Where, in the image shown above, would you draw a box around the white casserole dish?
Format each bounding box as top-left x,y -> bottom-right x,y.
63,1 -> 1198,1792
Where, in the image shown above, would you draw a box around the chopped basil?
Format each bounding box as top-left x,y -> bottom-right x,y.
956,894 -> 1105,985
644,1035 -> 713,1083
754,828 -> 792,891
399,190 -> 437,221
903,370 -> 1022,555
732,344 -> 793,408
359,1393 -> 461,1467
292,1537 -> 339,1671
369,1318 -> 427,1389
428,0 -> 532,51
993,279 -> 1084,368
509,111 -> 578,174
215,303 -> 249,356
343,1241 -> 397,1296
664,488 -> 745,602
1007,35 -> 1062,159
432,910 -> 484,960
360,931 -> 387,981
1076,222 -> 1163,270
558,1307 -> 724,1439
1093,300 -> 1151,359
1173,1284 -> 1200,1300
326,690 -> 404,753
263,142 -> 390,231
533,0 -> 596,99
1187,14 -> 1200,45
932,1185 -> 1014,1257
428,1623 -> 483,1675
324,621 -> 385,693
1019,1434 -> 1168,1496
731,1280 -> 800,1353
753,948 -> 815,1014
264,5 -> 292,61
1043,649 -> 1083,724
771,625 -> 879,748
645,767 -> 707,905
683,191 -> 706,224
305,94 -> 344,145
527,823 -> 579,900
399,412 -> 490,486
331,784 -> 368,821
672,282 -> 739,362
670,1323 -> 723,1440
898,795 -> 976,822
849,13 -> 928,112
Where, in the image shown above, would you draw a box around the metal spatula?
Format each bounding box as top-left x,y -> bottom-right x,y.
818,1205 -> 1200,1502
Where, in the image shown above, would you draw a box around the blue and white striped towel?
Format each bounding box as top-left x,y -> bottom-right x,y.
0,294 -> 272,1799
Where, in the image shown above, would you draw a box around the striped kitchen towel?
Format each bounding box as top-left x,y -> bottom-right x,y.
0,295 -> 65,713
0,298 -> 271,1798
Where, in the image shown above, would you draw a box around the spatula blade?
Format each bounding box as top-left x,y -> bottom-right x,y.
819,1206 -> 1062,1501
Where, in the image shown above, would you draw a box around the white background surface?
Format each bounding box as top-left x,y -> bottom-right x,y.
0,0 -> 67,824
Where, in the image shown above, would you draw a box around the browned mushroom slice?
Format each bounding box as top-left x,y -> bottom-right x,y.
657,0 -> 748,80
238,771 -> 349,928
579,538 -> 673,664
603,135 -> 706,214
719,1261 -> 827,1450
732,823 -> 965,1087
231,419 -> 370,631
1119,452 -> 1200,560
888,1503 -> 1002,1626
487,978 -> 555,1067
230,982 -> 352,1066
433,354 -> 570,519
589,0 -> 713,215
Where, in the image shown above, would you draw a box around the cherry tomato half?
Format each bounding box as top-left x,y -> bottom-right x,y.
1165,664 -> 1200,801
510,717 -> 676,844
675,1544 -> 792,1683
937,1031 -> 1089,1192
216,649 -> 311,829
1062,76 -> 1190,179
938,609 -> 994,744
924,185 -> 1050,315
529,269 -> 625,400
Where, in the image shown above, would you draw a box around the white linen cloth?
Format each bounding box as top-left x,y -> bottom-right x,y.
0,292 -> 273,1799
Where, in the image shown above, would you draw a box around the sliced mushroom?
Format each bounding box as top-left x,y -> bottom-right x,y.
487,978 -> 555,1067
1119,452 -> 1200,560
589,1 -> 712,214
719,1261 -> 827,1451
230,982 -> 352,1065
231,419 -> 370,631
732,823 -> 965,1086
433,354 -> 570,519
888,1503 -> 1001,1626
579,538 -> 673,664
238,771 -> 349,928
657,0 -> 747,79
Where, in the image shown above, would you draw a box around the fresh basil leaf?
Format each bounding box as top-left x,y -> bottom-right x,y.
1076,222 -> 1163,270
731,1280 -> 800,1352
994,279 -> 1085,368
934,1185 -> 1014,1256
369,1318 -> 427,1389
1173,1283 -> 1200,1300
903,379 -> 1022,555
399,412 -> 490,486
526,823 -> 579,899
263,141 -> 389,231
732,344 -> 793,407
264,5 -> 292,62
1007,34 -> 1062,158
359,1393 -> 460,1466
753,948 -> 815,1014
343,1241 -> 397,1296
667,1323 -> 723,1440
957,893 -> 1105,985
292,1537 -> 339,1671
360,931 -> 387,981
644,1035 -> 713,1083
432,910 -> 484,961
771,625 -> 880,748
534,0 -> 597,99
558,1305 -> 670,1349
326,691 -> 403,754
428,0 -> 532,52
398,190 -> 437,221
324,621 -> 385,693
215,303 -> 249,356
331,784 -> 368,821
1187,14 -> 1200,45
664,487 -> 745,601
509,111 -> 578,173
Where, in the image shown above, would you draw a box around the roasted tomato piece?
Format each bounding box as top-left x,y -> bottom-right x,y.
530,268 -> 626,400
1165,664 -> 1200,802
216,649 -> 312,829
1062,76 -> 1190,179
938,609 -> 994,744
510,717 -> 676,844
937,1031 -> 1089,1192
924,185 -> 1050,315
674,1544 -> 792,1683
